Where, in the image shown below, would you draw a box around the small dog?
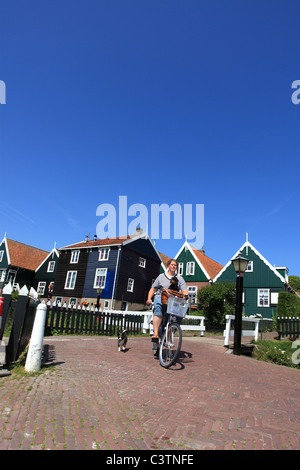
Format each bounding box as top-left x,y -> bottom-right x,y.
117,329 -> 128,352
169,276 -> 179,291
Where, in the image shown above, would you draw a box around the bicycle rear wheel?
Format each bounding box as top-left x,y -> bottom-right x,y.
159,322 -> 182,368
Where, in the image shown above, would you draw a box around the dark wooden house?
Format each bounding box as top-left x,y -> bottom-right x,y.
0,237 -> 49,291
53,231 -> 161,310
33,247 -> 59,300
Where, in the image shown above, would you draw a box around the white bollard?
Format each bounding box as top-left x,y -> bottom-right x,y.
25,302 -> 47,372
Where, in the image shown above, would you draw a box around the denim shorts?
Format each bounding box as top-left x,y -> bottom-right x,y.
153,295 -> 166,317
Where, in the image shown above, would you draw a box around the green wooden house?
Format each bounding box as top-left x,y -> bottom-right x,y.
213,240 -> 294,319
174,241 -> 223,305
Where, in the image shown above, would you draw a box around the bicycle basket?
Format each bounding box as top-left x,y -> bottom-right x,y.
161,289 -> 184,305
166,296 -> 189,318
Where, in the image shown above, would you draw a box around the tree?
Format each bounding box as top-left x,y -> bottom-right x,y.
197,282 -> 236,329
288,275 -> 300,292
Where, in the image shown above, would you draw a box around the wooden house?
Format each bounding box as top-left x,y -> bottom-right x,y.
213,239 -> 294,319
0,237 -> 49,291
174,241 -> 223,305
33,247 -> 59,299
53,231 -> 161,310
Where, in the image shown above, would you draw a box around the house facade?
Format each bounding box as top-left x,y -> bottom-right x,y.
213,240 -> 294,319
33,248 -> 59,300
174,241 -> 223,305
53,232 -> 161,310
0,237 -> 50,291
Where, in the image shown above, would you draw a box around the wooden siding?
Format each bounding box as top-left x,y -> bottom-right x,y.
216,245 -> 286,318
33,251 -> 58,293
53,249 -> 89,298
82,246 -> 119,299
115,245 -> 161,304
176,248 -> 208,282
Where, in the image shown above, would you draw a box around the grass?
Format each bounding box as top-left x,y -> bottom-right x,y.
252,339 -> 300,369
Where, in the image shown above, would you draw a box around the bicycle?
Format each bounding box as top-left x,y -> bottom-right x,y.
152,289 -> 189,368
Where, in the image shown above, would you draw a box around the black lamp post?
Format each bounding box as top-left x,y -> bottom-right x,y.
231,255 -> 249,355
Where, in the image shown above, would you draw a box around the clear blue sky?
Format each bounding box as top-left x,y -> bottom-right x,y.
1,0 -> 299,275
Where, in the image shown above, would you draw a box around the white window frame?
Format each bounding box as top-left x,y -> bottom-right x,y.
65,271 -> 77,289
138,257 -> 146,268
0,251 -> 4,262
258,288 -> 270,307
70,250 -> 80,264
187,286 -> 197,304
47,260 -> 56,272
127,278 -> 134,292
178,263 -> 183,275
37,281 -> 46,295
0,270 -> 6,282
186,261 -> 195,276
245,261 -> 253,272
98,248 -> 110,261
93,268 -> 107,289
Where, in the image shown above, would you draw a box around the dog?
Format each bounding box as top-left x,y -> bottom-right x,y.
117,329 -> 128,352
169,276 -> 179,291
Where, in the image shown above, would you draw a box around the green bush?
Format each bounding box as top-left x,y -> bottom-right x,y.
277,291 -> 300,319
197,282 -> 236,329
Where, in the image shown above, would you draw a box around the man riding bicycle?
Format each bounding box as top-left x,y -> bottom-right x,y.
146,259 -> 189,342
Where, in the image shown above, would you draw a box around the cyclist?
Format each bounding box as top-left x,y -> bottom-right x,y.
146,259 -> 189,342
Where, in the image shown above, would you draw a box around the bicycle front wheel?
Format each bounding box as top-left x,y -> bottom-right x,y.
159,322 -> 182,368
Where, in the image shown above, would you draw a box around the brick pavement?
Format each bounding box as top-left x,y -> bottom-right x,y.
0,334 -> 299,450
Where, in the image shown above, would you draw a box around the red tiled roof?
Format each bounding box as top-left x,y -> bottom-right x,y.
7,239 -> 49,271
60,235 -> 133,250
158,251 -> 172,268
192,247 -> 223,280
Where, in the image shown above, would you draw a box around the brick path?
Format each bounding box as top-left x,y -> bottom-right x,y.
0,335 -> 299,450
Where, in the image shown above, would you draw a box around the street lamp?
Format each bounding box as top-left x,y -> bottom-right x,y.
231,254 -> 249,355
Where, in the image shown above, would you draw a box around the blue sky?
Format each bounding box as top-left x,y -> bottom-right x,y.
0,0 -> 299,275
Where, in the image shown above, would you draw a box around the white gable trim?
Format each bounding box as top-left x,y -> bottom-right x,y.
35,248 -> 59,273
0,237 -> 11,266
213,241 -> 286,284
174,241 -> 210,281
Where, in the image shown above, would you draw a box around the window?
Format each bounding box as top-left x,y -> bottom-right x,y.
98,248 -> 110,261
127,278 -> 134,292
94,268 -> 107,289
56,297 -> 63,306
47,261 -> 55,272
65,271 -> 77,289
37,282 -> 46,295
188,286 -> 197,304
245,261 -> 253,272
271,292 -> 279,305
178,263 -> 183,275
139,257 -> 146,268
186,262 -> 195,276
0,270 -> 6,282
0,251 -> 4,262
258,289 -> 270,307
69,298 -> 77,307
70,250 -> 80,263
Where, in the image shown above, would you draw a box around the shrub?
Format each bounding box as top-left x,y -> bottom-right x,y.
277,291 -> 300,319
197,282 -> 236,329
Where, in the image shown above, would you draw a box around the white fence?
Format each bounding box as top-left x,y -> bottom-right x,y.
223,315 -> 272,347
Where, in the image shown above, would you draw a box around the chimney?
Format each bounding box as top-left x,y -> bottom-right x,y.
199,247 -> 205,255
136,227 -> 143,234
